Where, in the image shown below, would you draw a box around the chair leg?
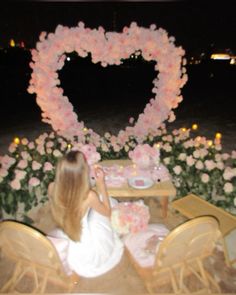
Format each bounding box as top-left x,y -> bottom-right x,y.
0,260 -> 21,292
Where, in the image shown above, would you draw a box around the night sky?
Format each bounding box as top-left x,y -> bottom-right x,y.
0,1 -> 236,131
0,1 -> 236,55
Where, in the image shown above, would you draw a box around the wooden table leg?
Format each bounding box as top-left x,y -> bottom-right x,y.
160,196 -> 168,218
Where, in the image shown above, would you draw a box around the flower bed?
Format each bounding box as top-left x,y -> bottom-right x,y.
0,124 -> 236,221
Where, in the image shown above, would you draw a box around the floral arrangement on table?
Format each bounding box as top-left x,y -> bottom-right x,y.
111,200 -> 150,236
128,143 -> 160,169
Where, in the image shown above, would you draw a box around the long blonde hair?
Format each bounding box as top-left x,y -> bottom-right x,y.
50,150 -> 90,241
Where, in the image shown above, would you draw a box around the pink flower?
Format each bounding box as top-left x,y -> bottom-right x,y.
0,168 -> 8,177
224,182 -> 233,194
223,167 -> 234,181
46,141 -> 54,148
43,162 -> 53,172
28,177 -> 40,187
129,117 -> 134,124
10,179 -> 21,190
186,156 -> 195,167
8,143 -> 17,153
0,155 -> 16,169
21,138 -> 29,145
79,144 -> 101,166
204,160 -> 216,171
15,169 -> 27,180
128,144 -> 160,169
111,201 -> 150,235
195,160 -> 204,170
17,159 -> 28,169
32,161 -> 42,171
28,142 -> 35,149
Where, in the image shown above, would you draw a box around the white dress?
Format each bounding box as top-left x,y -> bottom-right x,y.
48,197 -> 124,278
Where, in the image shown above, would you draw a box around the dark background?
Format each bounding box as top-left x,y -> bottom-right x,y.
0,1 -> 236,131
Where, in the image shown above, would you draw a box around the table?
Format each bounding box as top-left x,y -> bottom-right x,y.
99,159 -> 176,218
172,193 -> 236,237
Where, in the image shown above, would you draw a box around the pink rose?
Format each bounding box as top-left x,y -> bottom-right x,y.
28,177 -> 40,187
17,159 -> 28,169
32,161 -> 42,171
44,162 -> 53,172
10,179 -> 21,190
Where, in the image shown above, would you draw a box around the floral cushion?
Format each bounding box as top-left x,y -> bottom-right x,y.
123,223 -> 169,268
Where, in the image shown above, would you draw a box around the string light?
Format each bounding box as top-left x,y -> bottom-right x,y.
83,127 -> 88,132
67,143 -> 72,150
181,127 -> 186,132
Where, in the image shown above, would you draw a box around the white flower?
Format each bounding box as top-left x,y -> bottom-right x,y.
222,153 -> 230,161
201,173 -> 210,183
223,167 -> 234,181
53,149 -> 62,157
163,157 -> 170,165
215,153 -> 222,162
224,182 -> 233,194
186,156 -> 195,167
216,161 -> 224,170
173,165 -> 182,175
204,160 -> 216,171
193,150 -> 200,159
195,160 -> 204,170
178,153 -> 186,161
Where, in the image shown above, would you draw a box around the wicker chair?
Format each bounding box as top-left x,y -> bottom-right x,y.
0,220 -> 79,293
125,216 -> 228,294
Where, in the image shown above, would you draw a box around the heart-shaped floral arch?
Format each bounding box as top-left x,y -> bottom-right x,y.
28,22 -> 187,145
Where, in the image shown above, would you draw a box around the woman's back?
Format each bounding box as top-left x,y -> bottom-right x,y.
49,200 -> 124,278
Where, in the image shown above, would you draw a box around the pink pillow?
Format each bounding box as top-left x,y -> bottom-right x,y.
123,224 -> 169,267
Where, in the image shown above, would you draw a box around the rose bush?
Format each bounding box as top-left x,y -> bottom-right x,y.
0,124 -> 236,221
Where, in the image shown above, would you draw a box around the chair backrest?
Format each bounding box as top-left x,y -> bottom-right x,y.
0,220 -> 65,274
155,216 -> 221,269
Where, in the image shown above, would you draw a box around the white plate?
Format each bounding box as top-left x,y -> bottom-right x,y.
128,176 -> 154,189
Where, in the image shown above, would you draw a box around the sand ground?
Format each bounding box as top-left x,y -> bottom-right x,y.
1,199 -> 236,293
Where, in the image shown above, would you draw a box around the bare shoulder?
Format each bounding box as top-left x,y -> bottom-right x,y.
87,189 -> 99,201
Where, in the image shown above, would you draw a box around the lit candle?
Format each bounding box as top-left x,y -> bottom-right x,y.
14,137 -> 20,145
207,140 -> 213,147
192,123 -> 198,130
67,143 -> 72,150
181,127 -> 186,132
215,132 -> 222,140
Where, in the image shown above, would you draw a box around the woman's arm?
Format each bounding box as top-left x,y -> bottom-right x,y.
88,166 -> 111,217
